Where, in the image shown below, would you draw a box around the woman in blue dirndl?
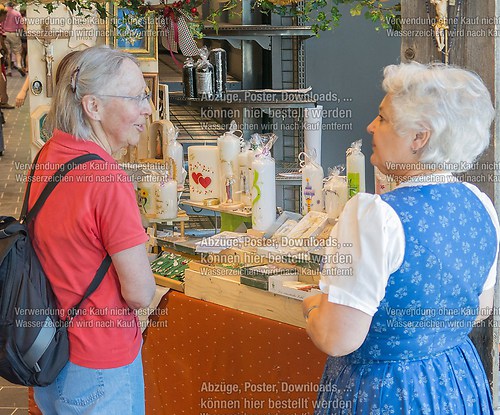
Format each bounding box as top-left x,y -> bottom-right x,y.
303,62 -> 499,414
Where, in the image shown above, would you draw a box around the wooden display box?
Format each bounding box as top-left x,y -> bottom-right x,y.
154,274 -> 185,292
184,267 -> 315,328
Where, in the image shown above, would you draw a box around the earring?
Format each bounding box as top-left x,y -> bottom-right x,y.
411,149 -> 417,154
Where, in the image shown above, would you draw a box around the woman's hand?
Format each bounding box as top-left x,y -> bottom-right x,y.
15,90 -> 26,108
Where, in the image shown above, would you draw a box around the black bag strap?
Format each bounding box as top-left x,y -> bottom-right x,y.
22,153 -> 104,225
67,254 -> 112,319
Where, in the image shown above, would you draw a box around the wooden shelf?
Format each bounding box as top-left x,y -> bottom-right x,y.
180,200 -> 252,218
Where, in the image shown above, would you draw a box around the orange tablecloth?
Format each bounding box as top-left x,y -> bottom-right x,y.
143,291 -> 327,415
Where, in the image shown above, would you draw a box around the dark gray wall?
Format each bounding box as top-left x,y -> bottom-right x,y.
305,5 -> 400,192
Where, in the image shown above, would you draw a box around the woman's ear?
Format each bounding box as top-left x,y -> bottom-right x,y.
81,95 -> 102,121
411,130 -> 431,152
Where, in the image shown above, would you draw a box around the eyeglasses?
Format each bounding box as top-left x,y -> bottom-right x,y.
97,91 -> 152,104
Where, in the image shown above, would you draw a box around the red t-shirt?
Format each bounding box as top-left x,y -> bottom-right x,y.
28,129 -> 148,369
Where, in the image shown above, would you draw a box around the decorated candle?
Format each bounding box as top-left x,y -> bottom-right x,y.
251,134 -> 278,231
137,174 -> 157,218
324,167 -> 348,220
218,122 -> 241,204
188,145 -> 220,202
238,143 -> 252,207
164,125 -> 184,190
300,152 -> 324,215
155,176 -> 178,219
251,156 -> 276,231
246,147 -> 256,208
346,139 -> 365,198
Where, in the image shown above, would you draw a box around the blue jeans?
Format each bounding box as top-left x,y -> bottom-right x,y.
34,351 -> 145,415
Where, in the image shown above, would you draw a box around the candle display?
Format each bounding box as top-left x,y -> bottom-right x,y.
188,145 -> 220,202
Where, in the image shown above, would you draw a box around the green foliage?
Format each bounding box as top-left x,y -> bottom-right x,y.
20,0 -> 400,37
256,0 -> 400,35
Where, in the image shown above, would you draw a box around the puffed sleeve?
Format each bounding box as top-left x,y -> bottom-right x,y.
319,193 -> 405,316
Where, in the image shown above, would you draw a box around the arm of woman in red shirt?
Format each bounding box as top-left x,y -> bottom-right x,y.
112,244 -> 156,310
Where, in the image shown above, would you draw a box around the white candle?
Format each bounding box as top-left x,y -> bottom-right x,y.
137,175 -> 157,218
155,178 -> 178,219
165,129 -> 184,190
346,140 -> 365,198
251,156 -> 276,231
246,148 -> 256,208
301,162 -> 324,214
304,105 -> 323,163
188,146 -> 220,202
324,176 -> 348,220
238,149 -> 251,207
218,132 -> 241,202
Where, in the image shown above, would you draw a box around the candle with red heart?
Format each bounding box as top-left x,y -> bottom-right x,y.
188,145 -> 221,202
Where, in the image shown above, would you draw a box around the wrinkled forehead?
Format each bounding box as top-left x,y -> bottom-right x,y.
107,58 -> 146,94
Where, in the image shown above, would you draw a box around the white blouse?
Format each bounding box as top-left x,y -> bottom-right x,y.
319,174 -> 500,316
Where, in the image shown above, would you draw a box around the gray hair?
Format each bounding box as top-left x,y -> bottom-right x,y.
45,46 -> 138,140
382,62 -> 495,171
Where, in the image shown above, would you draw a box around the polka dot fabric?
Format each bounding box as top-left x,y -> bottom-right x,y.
143,291 -> 327,414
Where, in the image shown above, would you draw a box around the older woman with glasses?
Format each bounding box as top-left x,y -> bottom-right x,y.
29,46 -> 155,414
304,62 -> 499,414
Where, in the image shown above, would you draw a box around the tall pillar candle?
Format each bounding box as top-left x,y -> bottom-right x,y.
238,147 -> 251,207
218,130 -> 241,204
246,148 -> 256,208
188,146 -> 220,202
346,139 -> 365,198
304,105 -> 323,163
251,156 -> 276,231
301,160 -> 324,214
165,126 -> 184,190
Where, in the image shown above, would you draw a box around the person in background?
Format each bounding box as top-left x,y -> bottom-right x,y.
30,45 -> 155,414
303,62 -> 499,414
19,7 -> 27,73
0,5 -> 14,110
3,2 -> 24,77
